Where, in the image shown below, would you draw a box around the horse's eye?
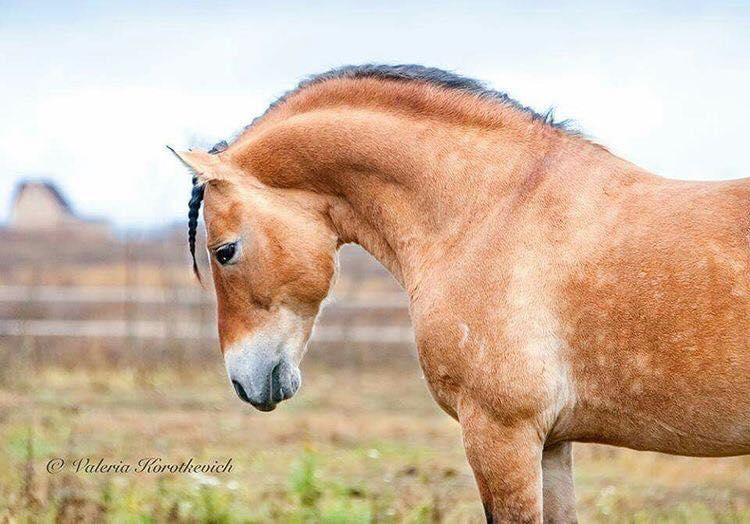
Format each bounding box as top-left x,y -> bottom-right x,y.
215,243 -> 237,265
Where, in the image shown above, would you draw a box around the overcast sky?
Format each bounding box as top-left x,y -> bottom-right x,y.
1,1 -> 748,227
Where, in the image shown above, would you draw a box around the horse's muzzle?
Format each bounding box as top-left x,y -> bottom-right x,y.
225,353 -> 301,411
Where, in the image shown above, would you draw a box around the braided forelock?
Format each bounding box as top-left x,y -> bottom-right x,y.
186,141 -> 227,283
188,175 -> 205,283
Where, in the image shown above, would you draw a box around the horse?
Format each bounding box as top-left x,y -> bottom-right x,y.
169,64 -> 750,523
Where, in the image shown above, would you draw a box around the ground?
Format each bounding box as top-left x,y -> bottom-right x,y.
1,353 -> 748,523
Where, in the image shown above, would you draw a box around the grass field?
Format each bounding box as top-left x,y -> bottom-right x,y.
1,353 -> 749,523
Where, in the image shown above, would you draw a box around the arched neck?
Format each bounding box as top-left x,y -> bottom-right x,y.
230,107 -> 609,296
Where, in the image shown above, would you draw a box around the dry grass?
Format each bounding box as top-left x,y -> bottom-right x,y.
1,348 -> 749,523
3,234 -> 746,521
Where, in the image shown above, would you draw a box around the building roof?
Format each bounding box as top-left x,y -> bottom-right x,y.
11,180 -> 74,213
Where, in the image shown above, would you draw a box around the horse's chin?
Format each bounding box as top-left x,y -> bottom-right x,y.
251,402 -> 277,412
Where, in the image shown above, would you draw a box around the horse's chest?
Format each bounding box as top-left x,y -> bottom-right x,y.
414,323 -> 466,419
411,296 -> 574,426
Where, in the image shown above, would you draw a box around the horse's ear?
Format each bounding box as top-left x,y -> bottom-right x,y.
166,146 -> 227,184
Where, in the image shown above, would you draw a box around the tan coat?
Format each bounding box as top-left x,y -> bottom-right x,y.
173,72 -> 749,523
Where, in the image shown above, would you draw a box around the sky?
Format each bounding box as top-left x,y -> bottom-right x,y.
1,1 -> 749,227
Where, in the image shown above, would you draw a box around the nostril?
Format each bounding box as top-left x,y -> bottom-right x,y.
232,379 -> 250,403
271,362 -> 283,402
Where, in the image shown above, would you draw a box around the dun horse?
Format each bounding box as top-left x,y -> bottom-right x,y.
170,65 -> 750,522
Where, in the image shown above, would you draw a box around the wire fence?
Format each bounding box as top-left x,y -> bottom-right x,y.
0,230 -> 415,368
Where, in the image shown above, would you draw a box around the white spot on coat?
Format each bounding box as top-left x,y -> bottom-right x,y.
458,322 -> 470,348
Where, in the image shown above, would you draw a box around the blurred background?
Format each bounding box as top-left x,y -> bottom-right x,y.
1,1 -> 749,522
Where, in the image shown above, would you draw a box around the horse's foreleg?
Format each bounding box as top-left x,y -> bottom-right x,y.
542,442 -> 577,523
459,402 -> 544,523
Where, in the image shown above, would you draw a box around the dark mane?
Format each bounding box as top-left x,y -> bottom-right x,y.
253,64 -> 577,133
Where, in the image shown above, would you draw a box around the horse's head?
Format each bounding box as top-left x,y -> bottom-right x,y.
171,147 -> 338,411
